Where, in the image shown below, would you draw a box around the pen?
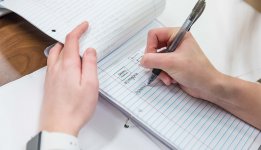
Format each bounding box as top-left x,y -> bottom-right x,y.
147,0 -> 206,85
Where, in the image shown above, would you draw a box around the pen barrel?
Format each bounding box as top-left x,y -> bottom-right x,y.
167,31 -> 186,52
167,19 -> 192,53
152,68 -> 162,76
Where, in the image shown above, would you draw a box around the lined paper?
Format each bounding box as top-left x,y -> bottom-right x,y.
98,21 -> 261,149
0,0 -> 165,60
1,0 -> 260,148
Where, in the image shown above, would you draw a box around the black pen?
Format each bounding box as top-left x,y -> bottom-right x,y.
147,0 -> 206,85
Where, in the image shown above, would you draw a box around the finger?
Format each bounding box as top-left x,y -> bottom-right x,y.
81,48 -> 98,87
62,21 -> 89,59
145,27 -> 179,53
140,52 -> 172,70
47,43 -> 63,66
158,72 -> 173,86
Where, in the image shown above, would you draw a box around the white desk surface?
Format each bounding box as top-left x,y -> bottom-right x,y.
0,0 -> 261,150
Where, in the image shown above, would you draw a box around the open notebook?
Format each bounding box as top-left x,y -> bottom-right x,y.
0,0 -> 165,60
1,0 -> 260,149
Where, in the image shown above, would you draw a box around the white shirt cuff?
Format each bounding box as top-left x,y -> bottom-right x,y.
40,131 -> 80,150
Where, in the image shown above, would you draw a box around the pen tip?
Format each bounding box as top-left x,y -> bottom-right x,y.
146,81 -> 152,86
147,74 -> 157,86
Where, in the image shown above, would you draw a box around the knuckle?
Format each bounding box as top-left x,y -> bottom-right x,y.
65,32 -> 77,41
47,63 -> 58,74
85,79 -> 99,89
62,59 -> 76,68
89,60 -> 97,66
186,31 -> 193,38
169,27 -> 179,35
85,53 -> 97,62
84,58 -> 97,67
148,29 -> 156,37
172,27 -> 180,31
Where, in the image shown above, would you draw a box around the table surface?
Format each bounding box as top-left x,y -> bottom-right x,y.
0,13 -> 54,86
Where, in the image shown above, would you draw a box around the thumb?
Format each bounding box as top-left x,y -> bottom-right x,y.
140,53 -> 172,70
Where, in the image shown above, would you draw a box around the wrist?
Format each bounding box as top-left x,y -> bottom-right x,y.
203,72 -> 236,104
39,118 -> 80,136
199,71 -> 229,103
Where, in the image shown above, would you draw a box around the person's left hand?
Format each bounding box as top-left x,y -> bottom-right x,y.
39,22 -> 99,136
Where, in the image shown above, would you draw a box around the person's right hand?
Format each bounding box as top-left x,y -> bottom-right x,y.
141,28 -> 222,100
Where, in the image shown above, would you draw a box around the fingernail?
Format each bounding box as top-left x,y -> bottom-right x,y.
44,43 -> 56,57
83,21 -> 89,25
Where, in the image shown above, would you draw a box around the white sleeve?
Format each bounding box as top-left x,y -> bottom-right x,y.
40,131 -> 80,150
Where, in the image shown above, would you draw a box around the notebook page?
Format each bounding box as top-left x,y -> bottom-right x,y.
0,0 -> 165,60
98,22 -> 261,149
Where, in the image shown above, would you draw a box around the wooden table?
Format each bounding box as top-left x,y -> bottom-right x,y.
245,0 -> 261,12
0,13 -> 55,86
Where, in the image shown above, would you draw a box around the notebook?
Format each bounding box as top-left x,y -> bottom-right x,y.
0,0 -> 165,60
0,0 -> 260,149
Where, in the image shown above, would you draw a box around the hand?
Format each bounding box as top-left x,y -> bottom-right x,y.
141,28 -> 221,100
141,28 -> 261,130
39,22 -> 99,136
